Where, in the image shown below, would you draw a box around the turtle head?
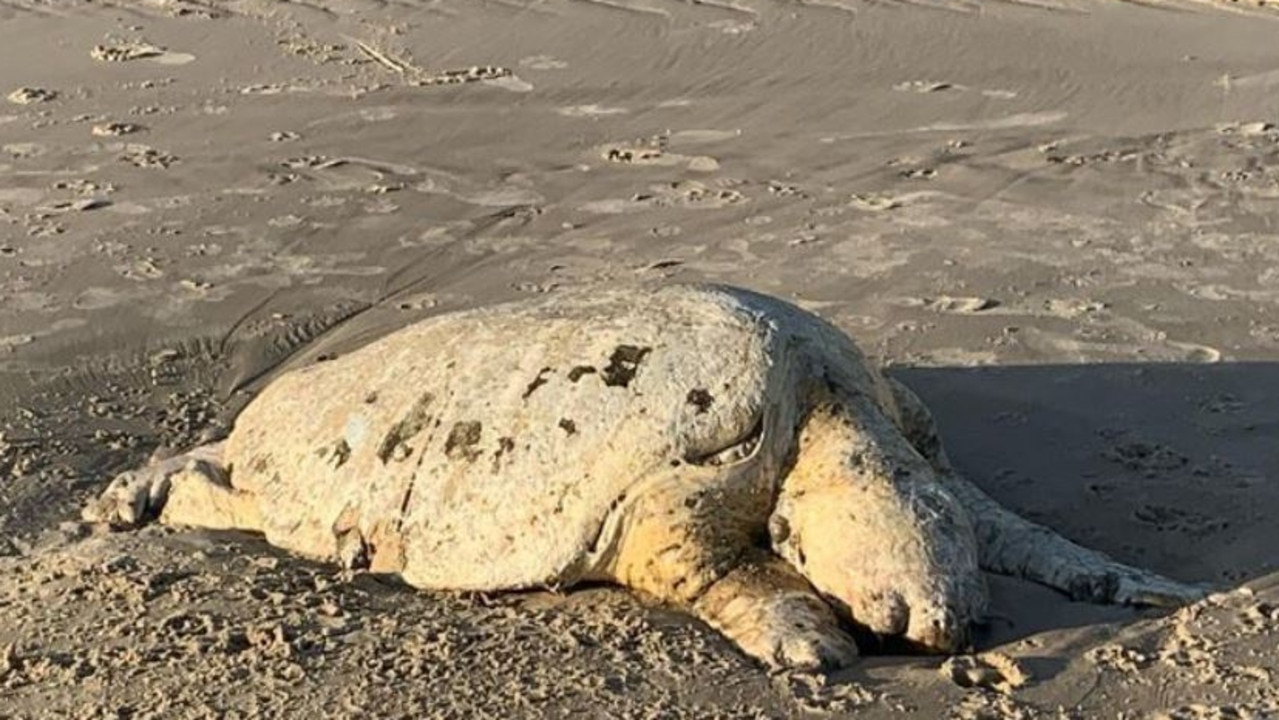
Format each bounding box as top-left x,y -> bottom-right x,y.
769,472 -> 987,655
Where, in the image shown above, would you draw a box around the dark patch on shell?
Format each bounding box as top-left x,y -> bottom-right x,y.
558,418 -> 577,435
522,368 -> 553,400
491,436 -> 516,474
444,421 -> 483,462
567,365 -> 597,382
686,388 -> 714,414
376,392 -> 435,464
600,345 -> 651,388
331,439 -> 351,469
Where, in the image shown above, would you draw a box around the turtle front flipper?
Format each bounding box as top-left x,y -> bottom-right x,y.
694,553 -> 858,671
886,377 -> 1209,608
591,465 -> 858,671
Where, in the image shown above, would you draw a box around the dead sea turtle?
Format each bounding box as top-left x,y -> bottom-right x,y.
84,284 -> 1204,670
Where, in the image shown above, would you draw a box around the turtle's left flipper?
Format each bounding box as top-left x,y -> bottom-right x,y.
945,476 -> 1208,607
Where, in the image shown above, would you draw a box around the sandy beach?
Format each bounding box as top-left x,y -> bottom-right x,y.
2,0 -> 1279,716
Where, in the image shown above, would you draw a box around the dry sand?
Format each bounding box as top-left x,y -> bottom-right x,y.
2,0 -> 1279,717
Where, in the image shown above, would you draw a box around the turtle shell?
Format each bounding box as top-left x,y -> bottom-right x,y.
224,284 -> 891,589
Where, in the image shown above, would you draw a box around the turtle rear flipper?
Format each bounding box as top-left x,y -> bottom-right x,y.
83,442 -> 241,529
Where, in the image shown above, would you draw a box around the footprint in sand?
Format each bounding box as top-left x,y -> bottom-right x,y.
1132,504 -> 1229,537
35,198 -> 112,214
91,40 -> 195,65
1214,121 -> 1277,138
414,66 -> 523,90
597,130 -> 736,172
766,181 -> 807,198
1042,298 -> 1108,319
394,293 -> 442,311
581,181 -> 746,214
599,144 -> 719,172
91,122 -> 143,137
900,296 -> 1000,314
1101,438 -> 1190,474
849,194 -> 903,211
900,167 -> 937,180
6,87 -> 57,105
118,144 -> 177,169
1153,704 -> 1271,720
940,653 -> 1029,695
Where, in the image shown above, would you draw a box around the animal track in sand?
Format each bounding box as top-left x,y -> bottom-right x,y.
900,296 -> 1000,314
850,194 -> 904,211
1153,704 -> 1275,720
940,653 -> 1029,694
35,198 -> 111,214
416,66 -> 522,89
580,181 -> 747,213
277,34 -> 349,66
1101,437 -> 1190,473
1041,298 -> 1108,319
602,145 -> 667,165
6,87 -> 56,104
900,167 -> 938,180
780,673 -> 880,714
90,40 -> 195,65
1133,504 -> 1229,537
600,144 -> 720,172
91,122 -> 143,137
118,144 -> 177,169
598,130 -> 736,171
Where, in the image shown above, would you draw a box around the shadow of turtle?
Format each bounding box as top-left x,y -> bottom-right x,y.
891,361 -> 1279,649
